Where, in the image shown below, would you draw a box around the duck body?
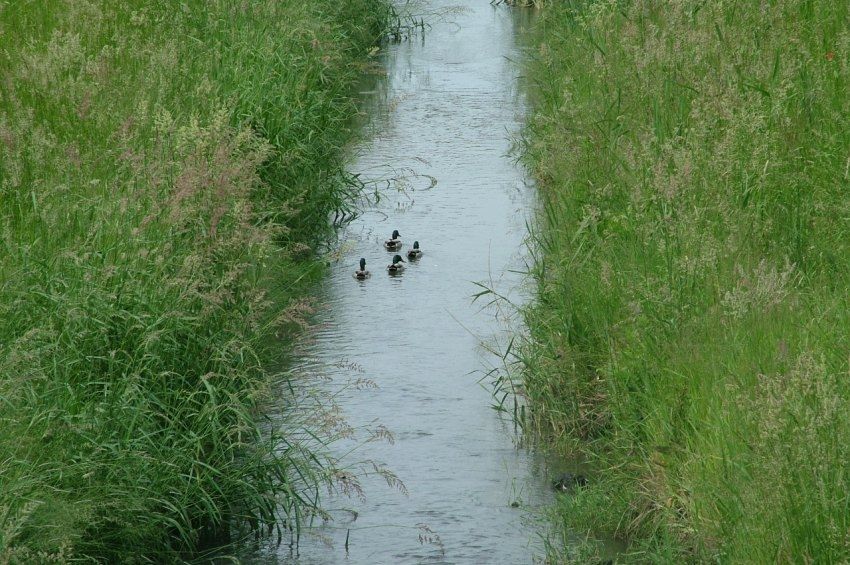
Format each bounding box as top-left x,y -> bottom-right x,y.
406,240 -> 423,260
384,229 -> 402,251
553,472 -> 588,492
354,258 -> 370,279
387,254 -> 406,273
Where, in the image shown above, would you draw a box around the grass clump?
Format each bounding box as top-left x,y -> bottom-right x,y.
0,0 -> 389,560
520,0 -> 850,561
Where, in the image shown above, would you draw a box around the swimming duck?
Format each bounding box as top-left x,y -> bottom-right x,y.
354,258 -> 370,279
387,254 -> 406,273
384,230 -> 402,251
406,240 -> 423,260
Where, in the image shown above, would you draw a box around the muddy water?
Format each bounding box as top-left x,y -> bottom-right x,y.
253,2 -> 551,563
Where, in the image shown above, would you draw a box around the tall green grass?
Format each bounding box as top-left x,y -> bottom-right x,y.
0,0 -> 389,560
520,0 -> 850,561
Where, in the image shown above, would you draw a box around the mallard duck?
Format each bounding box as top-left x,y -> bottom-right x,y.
387,254 -> 406,273
384,229 -> 402,250
354,258 -> 370,279
406,240 -> 422,260
553,472 -> 588,492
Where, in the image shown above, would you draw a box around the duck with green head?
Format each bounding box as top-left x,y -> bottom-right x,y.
384,229 -> 402,251
387,254 -> 406,273
354,258 -> 370,279
406,240 -> 422,260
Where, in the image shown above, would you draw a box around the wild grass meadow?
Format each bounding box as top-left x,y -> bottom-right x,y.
520,0 -> 850,561
0,0 -> 388,560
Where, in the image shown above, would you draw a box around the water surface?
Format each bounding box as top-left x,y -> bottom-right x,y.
250,3 -> 551,562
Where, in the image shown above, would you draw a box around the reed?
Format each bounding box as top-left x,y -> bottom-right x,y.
0,0 -> 390,560
520,0 -> 850,561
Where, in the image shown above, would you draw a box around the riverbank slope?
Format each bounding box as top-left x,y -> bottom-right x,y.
521,1 -> 850,561
0,1 -> 387,560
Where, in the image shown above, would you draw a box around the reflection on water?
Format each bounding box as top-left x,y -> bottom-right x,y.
244,2 -> 550,563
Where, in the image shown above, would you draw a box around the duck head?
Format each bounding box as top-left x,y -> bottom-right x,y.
392,254 -> 405,264
412,241 -> 420,249
391,229 -> 400,239
359,258 -> 366,270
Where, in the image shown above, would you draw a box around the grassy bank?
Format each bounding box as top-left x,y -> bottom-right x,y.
520,0 -> 850,561
0,0 -> 388,560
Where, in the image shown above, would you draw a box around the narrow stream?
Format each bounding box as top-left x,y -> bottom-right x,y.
245,2 -> 551,563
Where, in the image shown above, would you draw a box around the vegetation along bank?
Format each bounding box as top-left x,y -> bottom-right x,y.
0,0 -> 389,560
520,0 -> 850,561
